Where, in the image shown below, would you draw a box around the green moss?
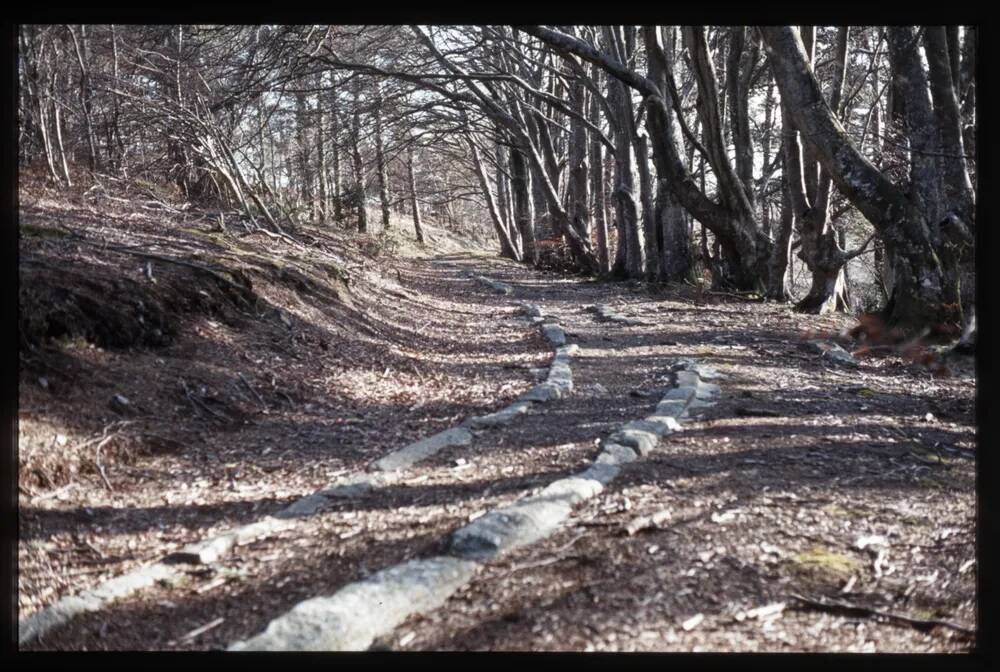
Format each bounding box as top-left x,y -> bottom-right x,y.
21,223 -> 71,239
820,503 -> 850,517
790,547 -> 862,578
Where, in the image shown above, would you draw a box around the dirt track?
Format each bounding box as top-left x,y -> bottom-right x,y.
20,241 -> 976,651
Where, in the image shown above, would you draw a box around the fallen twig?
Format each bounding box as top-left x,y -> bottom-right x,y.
30,482 -> 79,504
94,435 -> 115,491
788,593 -> 975,637
181,380 -> 230,423
237,372 -> 266,407
177,617 -> 226,643
500,532 -> 589,576
735,406 -> 782,418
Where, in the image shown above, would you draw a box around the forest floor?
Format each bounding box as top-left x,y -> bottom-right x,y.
18,179 -> 977,652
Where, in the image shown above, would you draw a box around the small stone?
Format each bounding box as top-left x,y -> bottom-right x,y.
541,323 -> 566,347
109,394 -> 132,414
854,534 -> 888,551
681,613 -> 704,631
38,376 -> 50,390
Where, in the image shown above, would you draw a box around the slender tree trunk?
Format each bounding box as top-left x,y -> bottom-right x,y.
566,51 -> 592,256
727,27 -> 757,209
316,76 -> 329,223
510,148 -> 537,264
588,82 -> 611,274
331,94 -> 343,224
495,138 -> 517,248
373,82 -> 392,229
406,144 -> 424,245
351,91 -> 367,234
468,134 -> 519,260
295,92 -> 314,222
52,76 -> 73,186
768,151 -> 795,301
761,78 -> 775,236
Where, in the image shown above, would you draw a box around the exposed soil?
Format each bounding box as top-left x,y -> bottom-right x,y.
19,181 -> 976,652
18,179 -> 546,627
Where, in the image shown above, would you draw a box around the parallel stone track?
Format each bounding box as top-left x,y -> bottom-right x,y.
227,272 -> 724,650
18,272 -> 574,647
21,258 -> 727,651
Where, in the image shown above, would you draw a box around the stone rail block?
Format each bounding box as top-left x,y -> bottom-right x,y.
556,343 -> 580,357
643,415 -> 683,434
228,557 -> 479,651
373,427 -> 473,472
663,386 -> 697,403
675,370 -> 700,387
521,303 -> 543,318
518,383 -> 562,403
607,428 -> 660,456
464,401 -> 532,429
19,563 -> 178,645
596,442 -> 639,466
579,462 -> 621,485
695,382 -> 722,400
449,494 -> 577,560
621,418 -> 673,437
474,275 -> 513,295
170,517 -> 296,562
319,473 -> 385,499
541,323 -> 566,347
539,475 -> 605,505
655,399 -> 689,417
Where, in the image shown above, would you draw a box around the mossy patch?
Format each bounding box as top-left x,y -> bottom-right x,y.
820,503 -> 850,517
788,546 -> 862,581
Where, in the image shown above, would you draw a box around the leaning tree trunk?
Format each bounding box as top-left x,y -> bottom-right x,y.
467,134 -> 520,260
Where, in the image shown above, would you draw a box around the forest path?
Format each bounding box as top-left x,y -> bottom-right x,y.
22,253 -> 976,653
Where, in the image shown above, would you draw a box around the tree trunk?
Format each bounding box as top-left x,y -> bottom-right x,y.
351,102 -> 367,234
373,82 -> 392,229
406,144 -> 424,245
468,134 -> 520,260
793,26 -> 851,314
510,148 -> 537,264
589,123 -> 611,275
761,25 -> 963,332
727,27 -> 757,209
767,152 -> 795,301
566,55 -> 592,256
295,92 -> 315,223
